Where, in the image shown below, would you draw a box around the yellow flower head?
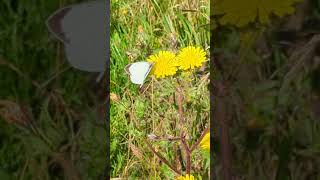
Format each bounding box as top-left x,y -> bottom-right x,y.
200,132 -> 210,151
177,46 -> 206,70
176,174 -> 195,180
147,51 -> 178,78
213,0 -> 301,27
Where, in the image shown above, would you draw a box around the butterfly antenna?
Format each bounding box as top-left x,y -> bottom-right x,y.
96,71 -> 105,83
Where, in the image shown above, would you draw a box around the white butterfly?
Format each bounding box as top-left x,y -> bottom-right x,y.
46,0 -> 107,82
125,62 -> 153,85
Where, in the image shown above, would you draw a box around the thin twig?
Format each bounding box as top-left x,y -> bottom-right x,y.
0,59 -> 40,88
145,140 -> 181,175
215,80 -> 232,180
181,137 -> 191,174
147,134 -> 182,141
190,126 -> 209,151
19,158 -> 29,180
147,77 -> 210,176
213,51 -> 232,179
175,80 -> 194,175
176,86 -> 185,124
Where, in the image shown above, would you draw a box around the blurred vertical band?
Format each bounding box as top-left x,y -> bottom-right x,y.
210,0 -> 232,179
105,0 -> 110,179
210,0 -> 215,178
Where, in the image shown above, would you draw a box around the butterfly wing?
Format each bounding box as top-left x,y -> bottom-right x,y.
46,6 -> 71,44
46,1 -> 108,73
64,38 -> 105,72
128,62 -> 152,85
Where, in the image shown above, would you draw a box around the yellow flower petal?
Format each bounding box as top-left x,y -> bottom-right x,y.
147,51 -> 178,78
177,46 -> 206,70
200,132 -> 210,151
176,174 -> 195,180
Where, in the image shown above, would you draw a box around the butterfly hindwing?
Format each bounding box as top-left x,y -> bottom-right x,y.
127,62 -> 153,85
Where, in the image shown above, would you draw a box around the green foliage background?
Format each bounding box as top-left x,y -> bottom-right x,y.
110,0 -> 210,179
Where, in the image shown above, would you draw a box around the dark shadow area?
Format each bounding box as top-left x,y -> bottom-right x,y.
0,0 -> 109,179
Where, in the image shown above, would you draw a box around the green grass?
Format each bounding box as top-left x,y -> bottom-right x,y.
110,0 -> 210,179
0,0 -> 107,179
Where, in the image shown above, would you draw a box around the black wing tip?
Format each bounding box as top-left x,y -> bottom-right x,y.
46,6 -> 72,44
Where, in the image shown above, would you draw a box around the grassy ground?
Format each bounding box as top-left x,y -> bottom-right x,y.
0,0 -> 107,179
212,0 -> 320,179
110,0 -> 210,179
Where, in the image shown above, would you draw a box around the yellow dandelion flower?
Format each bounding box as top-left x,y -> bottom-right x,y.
177,46 -> 206,70
212,0 -> 301,27
147,51 -> 178,78
200,132 -> 210,151
176,174 -> 195,180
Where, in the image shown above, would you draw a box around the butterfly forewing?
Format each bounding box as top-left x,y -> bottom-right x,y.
127,62 -> 153,85
46,6 -> 71,44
